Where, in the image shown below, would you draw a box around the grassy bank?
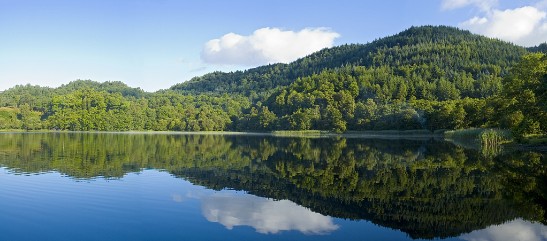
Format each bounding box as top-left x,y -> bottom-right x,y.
445,128 -> 510,142
444,128 -> 515,156
271,130 -> 329,137
345,129 -> 436,136
444,128 -> 512,145
271,129 -> 440,139
0,129 -> 52,132
504,134 -> 547,152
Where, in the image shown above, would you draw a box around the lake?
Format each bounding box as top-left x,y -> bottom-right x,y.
0,132 -> 545,241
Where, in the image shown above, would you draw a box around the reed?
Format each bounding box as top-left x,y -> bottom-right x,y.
271,130 -> 326,137
479,129 -> 511,148
444,128 -> 512,157
345,129 -> 434,136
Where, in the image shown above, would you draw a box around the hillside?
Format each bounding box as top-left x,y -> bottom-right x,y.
0,25 -> 544,135
0,80 -> 146,112
170,26 -> 528,101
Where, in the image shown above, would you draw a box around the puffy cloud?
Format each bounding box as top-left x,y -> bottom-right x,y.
461,16 -> 488,25
536,0 -> 547,9
201,27 -> 340,66
460,219 -> 547,241
201,194 -> 339,234
459,6 -> 547,46
441,0 -> 498,11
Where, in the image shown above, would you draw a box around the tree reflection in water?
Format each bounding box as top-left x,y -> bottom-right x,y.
0,132 -> 544,239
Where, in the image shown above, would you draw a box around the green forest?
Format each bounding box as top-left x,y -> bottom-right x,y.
0,26 -> 545,138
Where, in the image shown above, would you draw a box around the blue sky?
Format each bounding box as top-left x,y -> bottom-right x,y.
1,0 -> 546,91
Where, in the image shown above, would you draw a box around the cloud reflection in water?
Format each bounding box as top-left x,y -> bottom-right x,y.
460,219 -> 547,241
200,194 -> 339,234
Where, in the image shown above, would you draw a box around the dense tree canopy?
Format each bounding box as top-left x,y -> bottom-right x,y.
0,26 -> 544,136
495,53 -> 547,138
171,26 -> 526,100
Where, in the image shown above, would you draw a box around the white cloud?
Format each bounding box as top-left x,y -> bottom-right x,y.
536,0 -> 547,9
201,27 -> 340,66
459,6 -> 547,46
441,0 -> 498,11
461,16 -> 488,25
201,194 -> 339,234
460,219 -> 547,241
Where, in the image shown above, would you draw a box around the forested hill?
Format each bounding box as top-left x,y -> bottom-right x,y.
528,43 -> 547,53
170,25 -> 528,100
1,25 -> 545,135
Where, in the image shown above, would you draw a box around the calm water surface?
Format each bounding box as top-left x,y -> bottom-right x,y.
0,133 -> 545,241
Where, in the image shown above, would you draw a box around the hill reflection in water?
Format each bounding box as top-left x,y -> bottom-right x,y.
0,132 -> 544,239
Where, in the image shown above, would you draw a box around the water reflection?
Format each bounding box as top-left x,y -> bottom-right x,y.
0,132 -> 544,240
460,219 -> 547,241
201,194 -> 338,234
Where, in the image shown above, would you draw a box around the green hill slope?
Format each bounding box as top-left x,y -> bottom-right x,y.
170,26 -> 527,101
1,25 -> 544,134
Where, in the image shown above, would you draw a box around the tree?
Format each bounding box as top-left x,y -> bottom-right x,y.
498,53 -> 547,139
325,105 -> 346,132
0,107 -> 21,129
19,104 -> 42,130
259,106 -> 277,130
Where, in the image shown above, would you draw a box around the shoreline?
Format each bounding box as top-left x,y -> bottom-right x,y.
1,129 -> 545,151
0,129 -> 445,141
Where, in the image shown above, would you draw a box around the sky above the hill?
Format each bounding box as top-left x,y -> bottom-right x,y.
1,0 -> 546,91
